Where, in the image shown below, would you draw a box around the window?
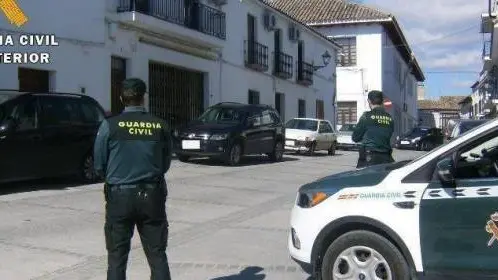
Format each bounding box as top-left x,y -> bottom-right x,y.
270,111 -> 281,124
319,121 -> 333,133
453,130 -> 498,179
316,99 -> 324,119
39,96 -> 75,126
298,99 -> 306,118
80,99 -> 104,124
337,101 -> 357,124
10,98 -> 38,130
334,37 -> 357,66
248,90 -> 260,105
261,110 -> 273,125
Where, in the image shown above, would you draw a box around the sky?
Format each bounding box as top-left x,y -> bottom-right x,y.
363,0 -> 489,98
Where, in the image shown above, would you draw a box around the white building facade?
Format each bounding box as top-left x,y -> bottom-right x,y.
477,0 -> 498,118
0,0 -> 339,128
264,0 -> 425,137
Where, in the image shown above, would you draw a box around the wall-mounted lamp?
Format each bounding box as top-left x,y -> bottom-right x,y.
313,50 -> 332,71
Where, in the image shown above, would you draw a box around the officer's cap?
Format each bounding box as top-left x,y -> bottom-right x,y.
122,78 -> 146,98
368,90 -> 383,102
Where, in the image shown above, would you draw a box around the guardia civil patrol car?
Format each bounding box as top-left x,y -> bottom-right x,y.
289,118 -> 498,280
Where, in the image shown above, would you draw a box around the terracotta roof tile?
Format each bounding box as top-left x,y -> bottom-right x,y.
417,96 -> 463,110
261,0 -> 391,25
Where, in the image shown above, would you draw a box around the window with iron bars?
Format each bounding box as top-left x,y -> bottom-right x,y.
334,37 -> 357,67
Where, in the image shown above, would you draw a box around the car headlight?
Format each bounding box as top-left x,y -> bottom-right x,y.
210,133 -> 228,140
411,137 -> 421,143
297,191 -> 329,208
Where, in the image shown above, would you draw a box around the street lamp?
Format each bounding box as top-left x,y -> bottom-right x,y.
313,50 -> 332,71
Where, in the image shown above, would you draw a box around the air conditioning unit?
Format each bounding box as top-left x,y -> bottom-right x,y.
288,25 -> 300,42
263,11 -> 277,31
209,0 -> 228,5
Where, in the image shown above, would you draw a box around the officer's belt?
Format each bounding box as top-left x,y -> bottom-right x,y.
365,149 -> 391,154
106,178 -> 163,190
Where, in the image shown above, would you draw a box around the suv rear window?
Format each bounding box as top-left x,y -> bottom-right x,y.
39,96 -> 104,126
198,106 -> 246,123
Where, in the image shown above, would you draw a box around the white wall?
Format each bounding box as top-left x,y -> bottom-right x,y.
0,0 -> 338,123
316,24 -> 383,123
382,28 -> 418,134
314,23 -> 419,135
221,0 -> 338,122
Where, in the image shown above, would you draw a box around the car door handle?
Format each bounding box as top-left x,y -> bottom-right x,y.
393,201 -> 416,209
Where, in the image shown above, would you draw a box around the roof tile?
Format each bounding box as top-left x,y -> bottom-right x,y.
261,0 -> 391,24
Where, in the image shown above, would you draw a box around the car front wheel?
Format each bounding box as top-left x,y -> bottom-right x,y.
321,230 -> 411,280
226,143 -> 242,166
328,141 -> 337,155
269,141 -> 284,162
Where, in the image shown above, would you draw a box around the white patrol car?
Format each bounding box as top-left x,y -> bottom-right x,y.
289,118 -> 498,280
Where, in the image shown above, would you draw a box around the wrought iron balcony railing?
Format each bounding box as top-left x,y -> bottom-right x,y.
273,51 -> 293,79
297,61 -> 313,86
244,40 -> 269,72
117,0 -> 226,40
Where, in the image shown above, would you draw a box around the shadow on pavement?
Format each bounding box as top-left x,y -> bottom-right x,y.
210,266 -> 266,280
0,177 -> 97,196
185,156 -> 299,167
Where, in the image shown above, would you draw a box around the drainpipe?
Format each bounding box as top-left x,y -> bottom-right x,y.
218,50 -> 223,104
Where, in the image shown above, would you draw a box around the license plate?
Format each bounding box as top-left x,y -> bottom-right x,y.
285,140 -> 294,146
182,140 -> 200,149
401,141 -> 410,145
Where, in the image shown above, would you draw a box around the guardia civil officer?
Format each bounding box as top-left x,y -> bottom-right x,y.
352,90 -> 395,168
94,78 -> 172,280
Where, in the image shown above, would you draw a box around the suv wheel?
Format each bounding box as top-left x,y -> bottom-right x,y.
80,153 -> 97,183
226,143 -> 242,166
321,230 -> 410,280
328,141 -> 337,156
269,141 -> 284,162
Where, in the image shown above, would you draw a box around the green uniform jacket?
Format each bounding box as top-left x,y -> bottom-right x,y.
93,106 -> 172,185
352,107 -> 394,153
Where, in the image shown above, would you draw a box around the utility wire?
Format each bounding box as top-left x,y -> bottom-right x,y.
381,23 -> 480,50
424,71 -> 480,74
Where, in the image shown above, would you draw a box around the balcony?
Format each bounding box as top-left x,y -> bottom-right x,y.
481,12 -> 496,34
116,0 -> 226,48
273,51 -> 293,79
483,40 -> 492,60
297,61 -> 313,86
244,40 -> 269,72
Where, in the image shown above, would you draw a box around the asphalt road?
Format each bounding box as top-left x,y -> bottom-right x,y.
0,149 -> 424,280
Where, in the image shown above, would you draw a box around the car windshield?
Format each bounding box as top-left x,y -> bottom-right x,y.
459,120 -> 488,135
285,119 -> 318,131
408,120 -> 494,165
198,106 -> 246,124
405,127 -> 429,137
0,93 -> 16,105
340,124 -> 356,131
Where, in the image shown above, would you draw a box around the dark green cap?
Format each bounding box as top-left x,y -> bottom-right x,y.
367,90 -> 383,102
122,78 -> 146,98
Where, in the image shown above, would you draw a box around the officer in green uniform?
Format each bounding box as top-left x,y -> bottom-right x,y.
94,78 -> 172,280
352,90 -> 394,168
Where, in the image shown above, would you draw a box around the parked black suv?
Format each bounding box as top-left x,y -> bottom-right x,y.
395,126 -> 443,151
173,102 -> 285,166
0,91 -> 106,183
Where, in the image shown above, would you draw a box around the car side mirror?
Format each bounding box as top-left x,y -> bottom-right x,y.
436,157 -> 456,187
